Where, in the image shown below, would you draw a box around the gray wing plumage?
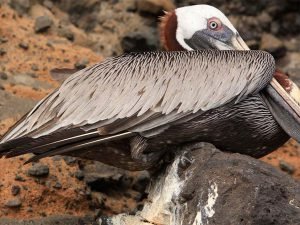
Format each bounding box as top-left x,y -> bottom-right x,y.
1,50 -> 275,143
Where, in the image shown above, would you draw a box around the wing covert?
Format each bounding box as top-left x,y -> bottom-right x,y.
1,50 -> 275,142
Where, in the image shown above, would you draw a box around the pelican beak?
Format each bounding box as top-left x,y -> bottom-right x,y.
262,79 -> 300,142
230,34 -> 300,142
230,34 -> 250,50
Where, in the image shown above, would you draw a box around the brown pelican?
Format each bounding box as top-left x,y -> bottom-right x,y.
1,5 -> 300,171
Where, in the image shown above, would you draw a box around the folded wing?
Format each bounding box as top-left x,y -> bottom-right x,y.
0,50 -> 275,159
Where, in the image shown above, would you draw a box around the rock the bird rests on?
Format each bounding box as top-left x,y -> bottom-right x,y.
100,143 -> 300,225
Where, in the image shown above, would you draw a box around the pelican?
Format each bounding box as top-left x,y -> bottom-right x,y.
1,5 -> 300,171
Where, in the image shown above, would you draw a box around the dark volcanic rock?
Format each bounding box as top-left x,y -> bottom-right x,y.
83,162 -> 130,192
62,156 -> 77,165
43,0 -> 54,9
132,171 -> 150,193
175,144 -> 300,225
57,26 -> 74,41
27,163 -> 49,177
106,143 -> 300,225
34,16 -> 53,33
54,0 -> 100,31
74,170 -> 84,181
121,32 -> 158,53
9,0 -> 30,14
137,0 -> 175,15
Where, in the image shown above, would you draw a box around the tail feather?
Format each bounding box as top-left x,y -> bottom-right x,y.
0,128 -> 98,157
24,132 -> 135,164
0,137 -> 32,153
0,127 -> 135,163
4,129 -> 101,158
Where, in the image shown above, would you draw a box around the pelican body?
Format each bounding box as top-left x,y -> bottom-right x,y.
1,5 -> 300,171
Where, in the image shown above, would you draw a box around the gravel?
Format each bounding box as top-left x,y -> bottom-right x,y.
0,72 -> 8,80
27,163 -> 50,177
279,160 -> 296,174
18,42 -> 29,50
11,185 -> 21,196
74,58 -> 89,70
5,198 -> 22,208
34,16 -> 53,33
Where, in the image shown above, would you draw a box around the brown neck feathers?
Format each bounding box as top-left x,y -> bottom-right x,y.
160,11 -> 184,51
274,69 -> 292,93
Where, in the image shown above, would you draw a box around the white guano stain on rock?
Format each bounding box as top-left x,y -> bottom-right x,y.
140,156 -> 185,224
192,182 -> 219,225
192,209 -> 203,225
205,182 -> 218,217
289,199 -> 300,209
106,214 -> 152,225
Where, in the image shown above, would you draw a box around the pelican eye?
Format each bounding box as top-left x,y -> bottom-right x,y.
207,18 -> 222,31
209,21 -> 218,30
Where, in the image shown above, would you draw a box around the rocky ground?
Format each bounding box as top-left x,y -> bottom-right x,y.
0,0 -> 300,224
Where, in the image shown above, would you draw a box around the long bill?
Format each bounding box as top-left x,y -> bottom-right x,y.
232,34 -> 300,142
269,79 -> 300,118
262,79 -> 300,142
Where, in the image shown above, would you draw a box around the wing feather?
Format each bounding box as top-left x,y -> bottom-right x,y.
1,50 -> 275,143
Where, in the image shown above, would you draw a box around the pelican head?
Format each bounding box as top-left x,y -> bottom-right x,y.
161,5 -> 249,51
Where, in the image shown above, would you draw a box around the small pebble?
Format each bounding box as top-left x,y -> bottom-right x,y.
0,72 -> 8,80
43,0 -> 53,9
15,174 -> 26,182
58,27 -> 74,41
75,170 -> 84,181
63,156 -> 77,165
0,48 -> 7,56
5,198 -> 22,208
22,185 -> 28,191
53,182 -> 62,189
74,58 -> 89,70
11,185 -> 21,196
31,64 -> 39,71
34,16 -> 53,33
18,41 -> 29,50
27,163 -> 49,177
0,37 -> 8,43
279,160 -> 295,175
40,212 -> 47,217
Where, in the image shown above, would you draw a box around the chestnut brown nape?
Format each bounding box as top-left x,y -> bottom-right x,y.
159,11 -> 184,51
274,69 -> 291,93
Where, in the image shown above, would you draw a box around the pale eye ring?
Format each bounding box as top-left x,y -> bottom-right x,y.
209,21 -> 218,30
207,18 -> 222,31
